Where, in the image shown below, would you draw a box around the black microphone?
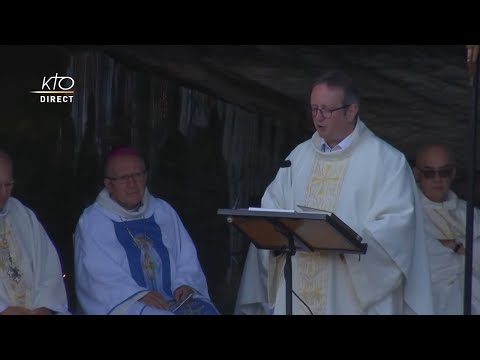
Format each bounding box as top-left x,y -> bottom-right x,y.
280,160 -> 292,168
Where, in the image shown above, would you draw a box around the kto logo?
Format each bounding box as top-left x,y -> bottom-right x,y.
30,73 -> 75,103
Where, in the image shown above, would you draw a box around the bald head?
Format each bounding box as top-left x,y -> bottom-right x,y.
415,143 -> 456,203
104,146 -> 144,178
415,143 -> 455,169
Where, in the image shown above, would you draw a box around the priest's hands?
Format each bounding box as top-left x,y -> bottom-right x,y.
140,291 -> 170,310
31,307 -> 53,315
1,306 -> 33,315
0,306 -> 53,315
139,287 -> 194,311
174,285 -> 194,302
438,239 -> 465,255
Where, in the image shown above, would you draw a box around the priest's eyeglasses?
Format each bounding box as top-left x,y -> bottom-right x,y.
106,171 -> 147,184
310,104 -> 350,119
417,167 -> 454,179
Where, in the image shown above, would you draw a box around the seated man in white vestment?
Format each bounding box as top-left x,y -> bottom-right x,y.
235,69 -> 434,315
414,143 -> 480,315
0,149 -> 70,315
74,146 -> 219,315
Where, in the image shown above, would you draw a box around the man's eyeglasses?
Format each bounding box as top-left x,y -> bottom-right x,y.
106,171 -> 147,184
417,167 -> 454,179
310,104 -> 350,119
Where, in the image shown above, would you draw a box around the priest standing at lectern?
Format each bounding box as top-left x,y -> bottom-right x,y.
235,69 -> 434,315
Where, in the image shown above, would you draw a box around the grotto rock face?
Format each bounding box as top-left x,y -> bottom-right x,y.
62,45 -> 474,177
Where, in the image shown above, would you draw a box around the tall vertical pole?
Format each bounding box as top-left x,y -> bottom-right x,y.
464,45 -> 479,315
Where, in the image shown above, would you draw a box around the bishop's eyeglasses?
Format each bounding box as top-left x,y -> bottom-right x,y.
106,170 -> 147,184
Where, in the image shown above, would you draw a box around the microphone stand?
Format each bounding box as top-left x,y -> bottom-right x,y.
271,219 -> 296,316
